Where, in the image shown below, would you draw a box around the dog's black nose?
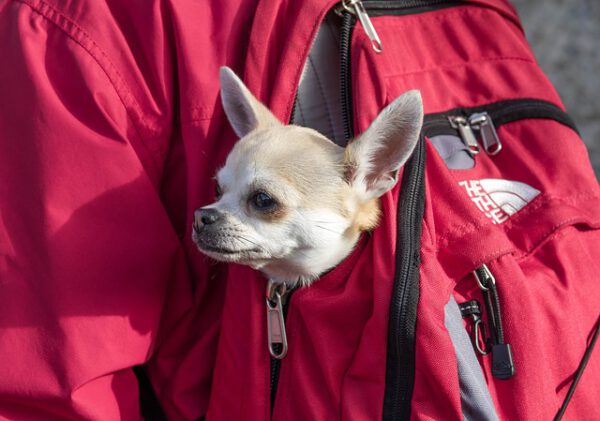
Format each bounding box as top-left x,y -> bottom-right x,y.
195,208 -> 222,226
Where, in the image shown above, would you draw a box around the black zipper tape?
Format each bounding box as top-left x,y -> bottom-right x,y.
340,12 -> 356,142
383,135 -> 427,421
364,0 -> 463,16
423,98 -> 579,138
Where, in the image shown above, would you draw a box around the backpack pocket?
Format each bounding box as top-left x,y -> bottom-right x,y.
452,227 -> 600,420
424,98 -> 600,420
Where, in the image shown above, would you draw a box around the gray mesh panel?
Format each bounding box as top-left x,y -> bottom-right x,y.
445,296 -> 499,421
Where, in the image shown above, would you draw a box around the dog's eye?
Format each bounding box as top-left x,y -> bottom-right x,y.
251,191 -> 276,211
215,183 -> 223,200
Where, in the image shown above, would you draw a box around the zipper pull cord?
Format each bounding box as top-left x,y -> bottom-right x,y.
266,280 -> 290,359
474,264 -> 515,379
554,315 -> 600,421
339,0 -> 383,53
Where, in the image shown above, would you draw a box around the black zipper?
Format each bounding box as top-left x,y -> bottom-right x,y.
340,12 -> 356,142
364,0 -> 463,16
423,98 -> 579,138
383,135 -> 426,421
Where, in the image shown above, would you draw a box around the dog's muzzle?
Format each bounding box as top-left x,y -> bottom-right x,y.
192,207 -> 227,250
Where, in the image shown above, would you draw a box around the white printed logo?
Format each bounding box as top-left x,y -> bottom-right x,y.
458,179 -> 540,224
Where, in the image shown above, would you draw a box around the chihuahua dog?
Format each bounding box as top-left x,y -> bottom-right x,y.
192,67 -> 423,288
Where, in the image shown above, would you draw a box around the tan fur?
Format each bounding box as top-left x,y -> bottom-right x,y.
342,139 -> 360,184
351,199 -> 380,233
225,125 -> 350,212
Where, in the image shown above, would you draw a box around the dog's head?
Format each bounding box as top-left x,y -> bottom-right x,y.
192,67 -> 423,286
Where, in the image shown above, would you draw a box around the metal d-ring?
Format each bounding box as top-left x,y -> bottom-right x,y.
473,318 -> 490,355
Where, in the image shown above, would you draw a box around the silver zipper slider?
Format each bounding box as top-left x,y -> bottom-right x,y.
469,112 -> 502,155
473,264 -> 495,291
340,0 -> 383,53
266,280 -> 289,360
449,116 -> 480,157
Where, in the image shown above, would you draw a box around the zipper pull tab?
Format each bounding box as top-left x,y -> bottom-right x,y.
266,280 -> 289,360
341,0 -> 383,53
469,112 -> 502,155
449,116 -> 480,157
490,343 -> 515,380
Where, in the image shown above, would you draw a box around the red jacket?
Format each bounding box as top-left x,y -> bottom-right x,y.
1,0 -> 599,420
0,0 -> 252,418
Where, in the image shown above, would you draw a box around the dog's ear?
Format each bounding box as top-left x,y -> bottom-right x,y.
219,67 -> 282,138
344,90 -> 423,201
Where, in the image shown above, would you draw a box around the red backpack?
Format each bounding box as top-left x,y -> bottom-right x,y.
4,0 -> 595,419
204,0 -> 600,419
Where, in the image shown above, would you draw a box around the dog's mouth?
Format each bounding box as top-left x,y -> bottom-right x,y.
192,229 -> 263,259
197,242 -> 257,255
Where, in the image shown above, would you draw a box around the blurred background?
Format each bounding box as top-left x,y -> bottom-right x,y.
512,0 -> 600,178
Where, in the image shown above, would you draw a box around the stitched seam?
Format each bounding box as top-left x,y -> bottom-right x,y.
183,105 -> 221,123
181,116 -> 224,125
13,0 -> 162,178
513,219 -> 598,262
373,6 -> 520,33
383,56 -> 536,79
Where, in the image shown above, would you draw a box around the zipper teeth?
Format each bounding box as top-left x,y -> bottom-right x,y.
488,100 -> 575,128
488,282 -> 504,343
474,267 -> 504,345
288,92 -> 299,125
475,267 -> 504,344
384,135 -> 426,420
423,99 -> 578,134
364,0 -> 461,10
269,345 -> 282,410
424,99 -> 567,123
340,12 -> 355,142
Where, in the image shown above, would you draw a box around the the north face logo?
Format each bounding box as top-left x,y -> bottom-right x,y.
458,179 -> 540,224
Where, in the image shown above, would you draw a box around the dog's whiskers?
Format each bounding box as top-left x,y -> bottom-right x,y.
315,224 -> 343,235
236,235 -> 269,254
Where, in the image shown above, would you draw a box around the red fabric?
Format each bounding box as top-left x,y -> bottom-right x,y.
1,0 -> 599,420
0,0 -> 258,419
